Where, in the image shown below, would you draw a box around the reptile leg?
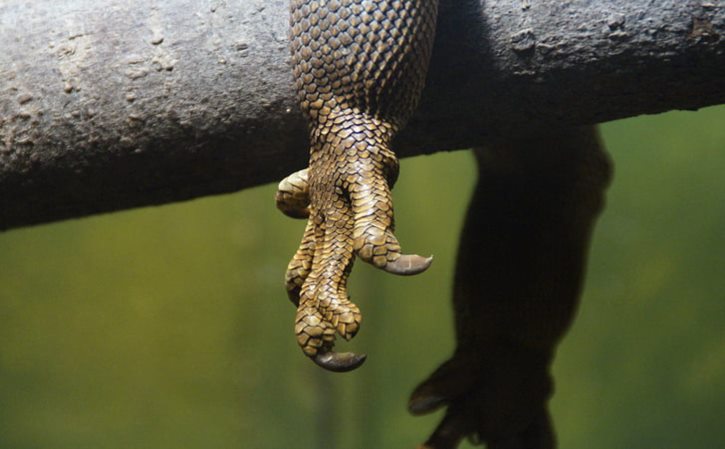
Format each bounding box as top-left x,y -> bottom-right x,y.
281,0 -> 438,371
410,127 -> 613,448
279,119 -> 432,371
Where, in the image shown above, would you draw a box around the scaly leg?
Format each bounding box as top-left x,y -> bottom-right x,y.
280,0 -> 438,371
410,127 -> 613,448
277,119 -> 432,371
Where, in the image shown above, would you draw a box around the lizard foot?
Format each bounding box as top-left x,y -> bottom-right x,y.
280,169 -> 365,371
409,348 -> 555,449
276,116 -> 432,371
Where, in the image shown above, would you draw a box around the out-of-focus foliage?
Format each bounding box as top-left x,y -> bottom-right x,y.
0,106 -> 723,449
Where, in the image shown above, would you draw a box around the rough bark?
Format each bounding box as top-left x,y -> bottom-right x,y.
1,0 -> 723,230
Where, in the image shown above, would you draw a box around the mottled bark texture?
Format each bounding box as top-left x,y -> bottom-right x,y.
1,0 -> 723,230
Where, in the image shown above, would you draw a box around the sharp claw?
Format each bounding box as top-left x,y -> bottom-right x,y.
313,351 -> 367,372
384,254 -> 433,276
408,393 -> 448,415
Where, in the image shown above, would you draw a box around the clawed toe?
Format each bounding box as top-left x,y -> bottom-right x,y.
411,351 -> 555,449
294,277 -> 364,371
409,353 -> 477,416
353,226 -> 432,275
313,351 -> 367,372
276,169 -> 310,219
294,305 -> 366,373
385,253 -> 433,276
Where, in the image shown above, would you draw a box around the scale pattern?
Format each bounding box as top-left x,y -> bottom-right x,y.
277,0 -> 438,371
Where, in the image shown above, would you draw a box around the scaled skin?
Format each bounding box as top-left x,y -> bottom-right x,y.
278,0 -> 438,371
409,127 -> 612,448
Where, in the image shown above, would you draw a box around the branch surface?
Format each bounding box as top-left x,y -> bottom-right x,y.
1,0 -> 723,230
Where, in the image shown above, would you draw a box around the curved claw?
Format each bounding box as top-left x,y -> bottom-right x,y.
409,393 -> 448,416
409,354 -> 478,415
313,351 -> 367,373
384,254 -> 433,276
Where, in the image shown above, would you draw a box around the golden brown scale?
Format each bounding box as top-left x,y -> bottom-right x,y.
409,127 -> 613,449
277,0 -> 438,371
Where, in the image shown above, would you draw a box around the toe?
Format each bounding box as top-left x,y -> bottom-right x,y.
276,169 -> 310,219
409,353 -> 478,415
285,219 -> 316,306
292,206 -> 364,371
349,171 -> 431,275
314,205 -> 362,340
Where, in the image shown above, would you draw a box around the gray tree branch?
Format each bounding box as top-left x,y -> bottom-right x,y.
1,0 -> 723,230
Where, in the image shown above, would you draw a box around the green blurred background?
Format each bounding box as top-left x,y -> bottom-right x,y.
1,106 -> 724,449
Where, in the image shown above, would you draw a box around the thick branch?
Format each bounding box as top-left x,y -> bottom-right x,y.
1,0 -> 723,230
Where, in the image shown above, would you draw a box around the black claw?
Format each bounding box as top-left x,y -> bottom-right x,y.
384,254 -> 433,276
408,393 -> 448,415
313,351 -> 367,372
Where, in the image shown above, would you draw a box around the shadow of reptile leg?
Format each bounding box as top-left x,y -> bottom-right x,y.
410,126 -> 612,448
